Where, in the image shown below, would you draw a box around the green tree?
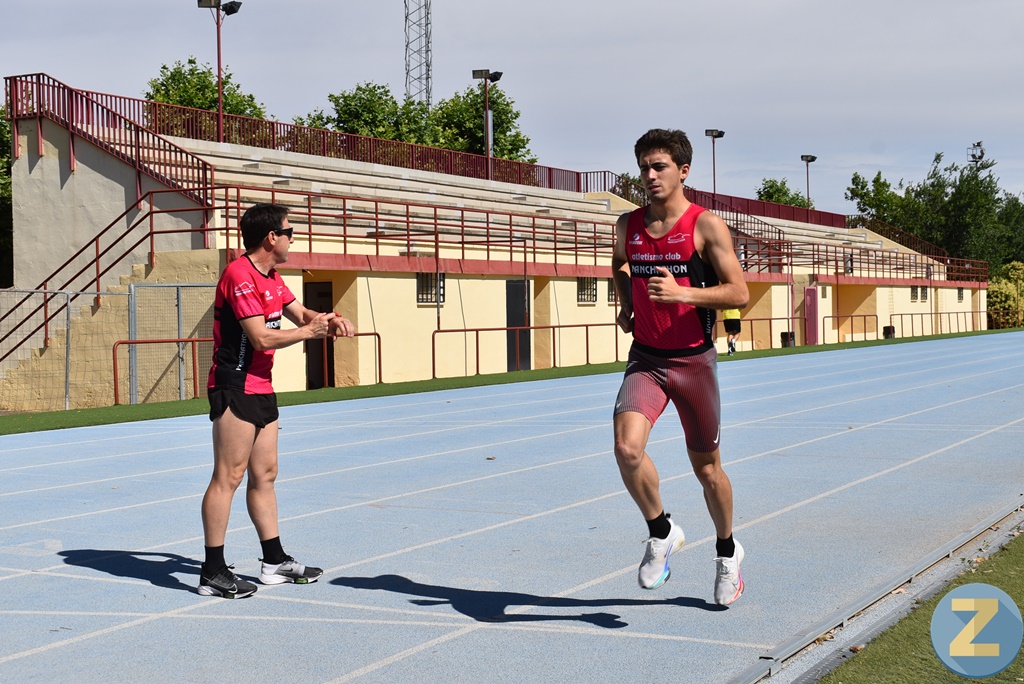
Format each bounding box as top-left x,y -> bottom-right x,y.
755,177 -> 811,209
0,106 -> 11,201
145,57 -> 267,118
294,83 -> 435,144
431,84 -> 535,162
845,154 -> 1017,269
295,82 -> 536,163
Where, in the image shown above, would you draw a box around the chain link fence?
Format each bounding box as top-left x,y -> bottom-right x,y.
1,285 -> 214,412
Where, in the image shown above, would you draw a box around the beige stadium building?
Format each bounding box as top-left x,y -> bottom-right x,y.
0,74 -> 988,411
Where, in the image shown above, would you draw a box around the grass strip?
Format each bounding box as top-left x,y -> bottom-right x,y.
820,529 -> 1024,683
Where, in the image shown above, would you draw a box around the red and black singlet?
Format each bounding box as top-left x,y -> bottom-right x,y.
626,203 -> 719,356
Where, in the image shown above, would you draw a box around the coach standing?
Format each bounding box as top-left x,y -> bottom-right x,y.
198,203 -> 355,599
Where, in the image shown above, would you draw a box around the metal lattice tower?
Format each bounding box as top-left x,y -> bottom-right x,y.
404,0 -> 432,104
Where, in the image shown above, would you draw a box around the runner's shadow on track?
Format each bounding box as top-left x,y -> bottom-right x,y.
58,550 -> 200,592
332,575 -> 724,629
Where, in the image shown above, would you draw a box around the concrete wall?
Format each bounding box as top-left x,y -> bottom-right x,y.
11,118 -> 205,291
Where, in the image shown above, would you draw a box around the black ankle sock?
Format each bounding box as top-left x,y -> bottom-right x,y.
203,545 -> 226,573
260,537 -> 287,565
716,535 -> 735,558
646,511 -> 671,539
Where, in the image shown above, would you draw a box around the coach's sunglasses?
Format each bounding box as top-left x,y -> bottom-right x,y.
272,227 -> 294,238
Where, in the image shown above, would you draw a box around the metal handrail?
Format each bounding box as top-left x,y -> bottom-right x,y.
112,337 -> 212,405
820,314 -> 880,343
4,74 -> 214,206
48,81 -> 581,192
431,322 -> 623,379
847,215 -> 947,258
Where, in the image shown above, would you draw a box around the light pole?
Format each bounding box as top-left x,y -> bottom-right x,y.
704,129 -> 724,202
800,154 -> 816,216
472,69 -> 502,180
197,0 -> 242,143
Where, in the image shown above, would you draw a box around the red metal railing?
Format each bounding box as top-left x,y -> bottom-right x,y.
888,310 -> 1021,337
805,245 -> 988,283
112,337 -> 212,405
847,215 -> 947,258
48,83 -> 580,191
4,74 -> 213,206
820,314 -> 880,343
312,333 -> 383,386
431,322 -> 624,379
713,316 -> 801,351
22,77 -> 852,229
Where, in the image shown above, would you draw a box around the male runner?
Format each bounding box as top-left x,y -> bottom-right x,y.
611,129 -> 749,606
198,203 -> 355,598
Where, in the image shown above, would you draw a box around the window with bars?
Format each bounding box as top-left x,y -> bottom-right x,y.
921,286 -> 928,302
607,278 -> 617,303
958,287 -> 964,303
416,272 -> 445,303
910,286 -> 918,302
577,277 -> 597,303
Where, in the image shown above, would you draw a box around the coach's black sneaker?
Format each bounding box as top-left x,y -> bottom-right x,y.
198,565 -> 258,599
259,555 -> 324,585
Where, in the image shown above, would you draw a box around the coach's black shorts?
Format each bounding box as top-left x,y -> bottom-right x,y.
208,388 -> 279,428
724,319 -> 741,335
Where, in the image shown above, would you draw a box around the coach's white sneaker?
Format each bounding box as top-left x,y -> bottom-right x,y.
638,518 -> 685,589
259,556 -> 323,585
714,540 -> 745,606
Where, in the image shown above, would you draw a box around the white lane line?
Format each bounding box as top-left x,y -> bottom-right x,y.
0,406 -> 607,499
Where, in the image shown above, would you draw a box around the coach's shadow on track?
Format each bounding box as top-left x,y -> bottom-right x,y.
333,575 -> 724,629
59,550 -> 200,592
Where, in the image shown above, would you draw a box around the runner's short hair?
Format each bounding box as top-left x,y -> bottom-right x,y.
240,203 -> 290,250
635,129 -> 693,168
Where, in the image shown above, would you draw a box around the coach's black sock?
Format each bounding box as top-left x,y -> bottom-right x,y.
260,536 -> 288,565
716,535 -> 735,558
203,545 -> 226,574
646,511 -> 671,540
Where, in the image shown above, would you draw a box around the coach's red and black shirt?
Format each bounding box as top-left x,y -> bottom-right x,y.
208,255 -> 295,394
625,203 -> 719,356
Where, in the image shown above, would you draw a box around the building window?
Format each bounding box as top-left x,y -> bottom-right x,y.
417,272 -> 445,303
910,286 -> 918,303
607,278 -> 617,303
820,286 -> 828,299
577,277 -> 597,303
921,286 -> 928,302
958,287 -> 964,303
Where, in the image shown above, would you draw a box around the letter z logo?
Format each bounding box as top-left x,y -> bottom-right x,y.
930,583 -> 1023,678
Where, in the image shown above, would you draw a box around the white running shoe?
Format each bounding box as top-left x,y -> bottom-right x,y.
259,556 -> 324,585
637,518 -> 685,589
714,540 -> 745,605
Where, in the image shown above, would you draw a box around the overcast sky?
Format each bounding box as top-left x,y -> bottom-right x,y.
3,1 -> 1022,214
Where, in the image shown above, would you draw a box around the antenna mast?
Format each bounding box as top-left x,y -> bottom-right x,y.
404,0 -> 432,104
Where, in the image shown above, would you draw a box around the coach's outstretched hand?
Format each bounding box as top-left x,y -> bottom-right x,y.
329,314 -> 356,338
306,312 -> 335,339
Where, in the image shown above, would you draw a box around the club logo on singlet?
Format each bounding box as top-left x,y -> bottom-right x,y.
667,233 -> 687,244
233,281 -> 255,298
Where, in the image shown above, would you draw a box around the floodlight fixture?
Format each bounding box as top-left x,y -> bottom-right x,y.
197,0 -> 243,142
704,129 -> 725,198
968,141 -> 985,164
801,155 -> 817,210
473,68 -> 504,179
